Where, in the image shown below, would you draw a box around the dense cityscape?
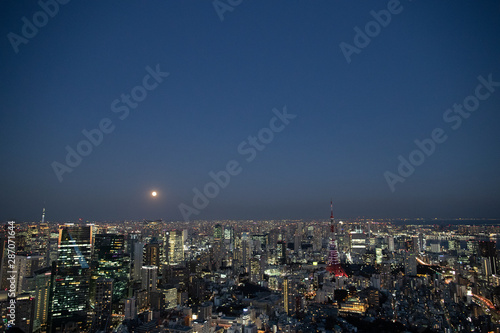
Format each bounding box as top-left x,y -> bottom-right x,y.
2,2 -> 500,333
2,208 -> 500,333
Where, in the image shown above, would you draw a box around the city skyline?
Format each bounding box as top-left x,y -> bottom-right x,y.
3,217 -> 500,332
1,1 -> 500,222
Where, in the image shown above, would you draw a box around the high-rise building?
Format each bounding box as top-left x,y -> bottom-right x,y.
15,254 -> 44,294
46,238 -> 59,267
448,239 -> 457,251
430,241 -> 440,253
15,293 -> 36,333
283,276 -> 299,316
214,224 -> 223,241
166,230 -> 184,265
418,233 -> 425,252
93,234 -> 129,306
479,240 -> 498,279
93,277 -> 113,332
141,265 -> 158,293
124,297 -> 137,320
144,241 -> 160,268
276,241 -> 287,265
159,286 -> 177,310
48,224 -> 93,332
404,252 -> 417,277
224,226 -> 233,243
387,236 -> 395,252
133,242 -> 144,281
198,301 -> 213,322
33,267 -> 52,333
351,230 -> 366,254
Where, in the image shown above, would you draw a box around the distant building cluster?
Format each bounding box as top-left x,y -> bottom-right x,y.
1,216 -> 500,332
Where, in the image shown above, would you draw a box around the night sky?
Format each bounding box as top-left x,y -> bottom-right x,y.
1,1 -> 500,222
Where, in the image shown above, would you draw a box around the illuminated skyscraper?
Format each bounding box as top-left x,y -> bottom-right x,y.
159,286 -> 178,309
16,293 -> 36,333
166,230 -> 184,265
144,240 -> 161,267
224,226 -> 233,243
276,241 -> 287,265
133,241 -> 144,281
33,267 -> 52,333
283,276 -> 299,316
141,265 -> 158,307
48,224 -> 93,332
124,297 -> 137,320
479,240 -> 498,280
350,229 -> 366,254
92,234 -> 129,305
141,265 -> 158,293
93,277 -> 113,332
214,224 -> 223,241
15,254 -> 44,294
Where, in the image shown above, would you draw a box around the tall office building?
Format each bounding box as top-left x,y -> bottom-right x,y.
93,234 -> 129,305
16,293 -> 36,333
351,229 -> 366,254
404,252 -> 417,277
387,236 -> 395,252
223,226 -> 235,265
141,265 -> 158,293
276,241 -> 287,265
124,297 -> 137,320
224,226 -> 233,244
33,267 -> 52,333
159,286 -> 178,310
48,224 -> 93,332
166,230 -> 184,265
133,241 -> 144,281
214,224 -> 223,240
93,277 -> 113,332
15,254 -> 45,294
430,241 -> 440,253
283,276 -> 299,316
46,238 -> 59,267
141,265 -> 158,308
479,241 -> 498,279
144,241 -> 161,267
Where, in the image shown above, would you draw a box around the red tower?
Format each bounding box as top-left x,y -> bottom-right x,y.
326,200 -> 347,277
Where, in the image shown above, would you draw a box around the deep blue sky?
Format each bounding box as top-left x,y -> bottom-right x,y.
1,1 -> 499,222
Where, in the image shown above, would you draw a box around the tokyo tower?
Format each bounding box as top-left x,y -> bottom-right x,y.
326,200 -> 348,277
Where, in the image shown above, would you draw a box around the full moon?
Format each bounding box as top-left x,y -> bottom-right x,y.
151,191 -> 157,197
